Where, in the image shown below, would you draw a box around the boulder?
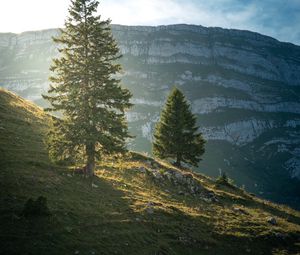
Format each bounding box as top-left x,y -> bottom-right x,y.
146,202 -> 155,207
137,167 -> 147,173
152,171 -> 164,180
267,217 -> 277,225
174,172 -> 184,182
164,172 -> 173,181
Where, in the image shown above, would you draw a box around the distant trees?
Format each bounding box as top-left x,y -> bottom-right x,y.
153,87 -> 205,168
43,0 -> 132,176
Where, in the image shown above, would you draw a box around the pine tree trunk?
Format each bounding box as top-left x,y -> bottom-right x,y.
86,143 -> 95,177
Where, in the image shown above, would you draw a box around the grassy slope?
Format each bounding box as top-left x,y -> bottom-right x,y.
0,87 -> 300,255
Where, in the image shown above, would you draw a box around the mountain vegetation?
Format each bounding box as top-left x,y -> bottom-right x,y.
42,0 -> 132,175
1,88 -> 300,254
153,87 -> 206,168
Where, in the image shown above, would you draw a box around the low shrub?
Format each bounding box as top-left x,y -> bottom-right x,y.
22,196 -> 51,217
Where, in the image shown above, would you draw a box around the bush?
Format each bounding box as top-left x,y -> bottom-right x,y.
216,171 -> 234,186
22,196 -> 51,217
159,168 -> 166,175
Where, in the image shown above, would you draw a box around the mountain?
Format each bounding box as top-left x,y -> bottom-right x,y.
1,87 -> 300,254
0,24 -> 300,208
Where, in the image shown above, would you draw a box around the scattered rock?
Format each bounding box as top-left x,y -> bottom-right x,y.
147,201 -> 162,207
136,167 -> 147,173
91,183 -> 98,188
141,164 -> 214,199
267,217 -> 277,225
201,197 -> 212,203
164,172 -> 173,181
174,172 -> 184,183
198,190 -> 218,203
145,201 -> 163,214
178,191 -> 185,196
190,185 -> 199,194
233,207 -> 249,215
178,235 -> 194,245
206,191 -> 218,202
273,232 -> 288,239
145,201 -> 154,214
152,171 -> 163,180
146,207 -> 154,214
146,202 -> 155,207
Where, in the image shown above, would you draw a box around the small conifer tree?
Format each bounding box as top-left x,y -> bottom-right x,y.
43,0 -> 132,176
153,87 -> 205,168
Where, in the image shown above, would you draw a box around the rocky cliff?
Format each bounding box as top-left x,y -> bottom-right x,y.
0,24 -> 299,208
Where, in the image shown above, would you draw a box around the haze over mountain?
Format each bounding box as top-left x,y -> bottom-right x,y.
0,24 -> 300,208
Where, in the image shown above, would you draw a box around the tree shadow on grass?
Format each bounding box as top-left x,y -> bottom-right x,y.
0,172 -> 140,255
133,207 -> 300,255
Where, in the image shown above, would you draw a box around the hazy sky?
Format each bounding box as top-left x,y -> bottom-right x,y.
0,0 -> 299,45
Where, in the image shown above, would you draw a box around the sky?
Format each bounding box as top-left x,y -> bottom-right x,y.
0,0 -> 299,45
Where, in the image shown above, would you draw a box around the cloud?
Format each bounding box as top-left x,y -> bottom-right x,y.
0,0 -> 69,33
101,0 -> 300,45
101,0 -> 198,25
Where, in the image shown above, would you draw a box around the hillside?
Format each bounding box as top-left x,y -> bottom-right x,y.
0,25 -> 300,208
1,89 -> 300,254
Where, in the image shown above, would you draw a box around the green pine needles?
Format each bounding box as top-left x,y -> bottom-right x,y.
153,87 -> 206,168
43,0 -> 132,175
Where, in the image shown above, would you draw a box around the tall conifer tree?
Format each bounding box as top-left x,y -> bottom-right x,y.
43,0 -> 132,176
153,88 -> 205,168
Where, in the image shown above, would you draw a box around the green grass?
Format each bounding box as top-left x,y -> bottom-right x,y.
0,87 -> 300,255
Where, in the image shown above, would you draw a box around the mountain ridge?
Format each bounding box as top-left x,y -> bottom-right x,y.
4,23 -> 300,47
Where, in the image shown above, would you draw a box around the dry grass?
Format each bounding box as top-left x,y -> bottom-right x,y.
1,87 -> 300,255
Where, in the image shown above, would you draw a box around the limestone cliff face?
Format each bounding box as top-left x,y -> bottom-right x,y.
113,24 -> 300,85
0,24 -> 300,205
